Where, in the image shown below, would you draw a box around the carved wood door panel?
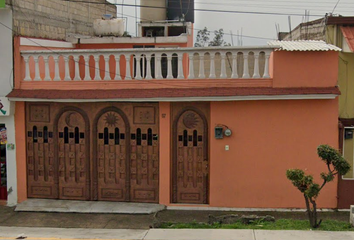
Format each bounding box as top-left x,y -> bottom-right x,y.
95,109 -> 129,201
172,104 -> 209,204
130,106 -> 159,202
57,110 -> 90,200
27,104 -> 57,198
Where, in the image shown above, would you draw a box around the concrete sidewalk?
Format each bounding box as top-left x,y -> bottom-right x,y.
1,227 -> 354,240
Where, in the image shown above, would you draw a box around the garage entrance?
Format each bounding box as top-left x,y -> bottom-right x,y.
26,103 -> 159,203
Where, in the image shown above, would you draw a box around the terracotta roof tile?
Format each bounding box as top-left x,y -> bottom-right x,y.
341,26 -> 354,52
6,87 -> 340,100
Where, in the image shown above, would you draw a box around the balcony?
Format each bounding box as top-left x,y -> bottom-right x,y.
18,46 -> 275,90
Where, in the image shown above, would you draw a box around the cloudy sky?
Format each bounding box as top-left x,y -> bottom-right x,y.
109,0 -> 354,45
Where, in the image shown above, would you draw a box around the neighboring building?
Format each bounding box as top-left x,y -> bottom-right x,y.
0,0 -> 116,206
282,16 -> 354,209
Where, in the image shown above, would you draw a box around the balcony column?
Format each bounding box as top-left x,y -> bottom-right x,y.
263,53 -> 270,78
84,55 -> 91,81
34,55 -> 41,81
198,54 -> 205,79
220,53 -> 227,79
64,56 -> 71,81
114,54 -> 122,80
242,52 -> 250,78
43,55 -> 51,81
209,53 -> 216,79
135,54 -> 142,80
23,55 -> 31,81
53,55 -> 61,81
145,54 -> 153,80
231,53 -> 238,79
253,53 -> 260,78
177,53 -> 184,79
188,53 -> 195,79
124,54 -> 132,80
155,54 -> 162,79
94,55 -> 102,80
166,53 -> 173,79
103,55 -> 111,80
74,55 -> 81,81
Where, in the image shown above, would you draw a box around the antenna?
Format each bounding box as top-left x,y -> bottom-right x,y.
230,30 -> 234,46
275,23 -> 279,40
288,16 -> 292,40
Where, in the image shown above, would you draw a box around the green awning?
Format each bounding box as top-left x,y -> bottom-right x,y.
0,0 -> 5,9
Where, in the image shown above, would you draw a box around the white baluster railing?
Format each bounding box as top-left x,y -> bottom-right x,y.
21,47 -> 275,82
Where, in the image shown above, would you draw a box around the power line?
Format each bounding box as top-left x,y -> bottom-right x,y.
62,0 -> 326,17
332,0 -> 341,14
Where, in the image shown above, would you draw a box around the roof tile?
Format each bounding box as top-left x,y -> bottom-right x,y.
268,40 -> 341,52
6,87 -> 340,100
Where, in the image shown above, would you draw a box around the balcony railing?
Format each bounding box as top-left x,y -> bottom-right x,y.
21,47 -> 274,82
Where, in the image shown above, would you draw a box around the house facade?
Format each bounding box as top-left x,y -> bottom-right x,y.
282,16 -> 354,209
0,0 -> 116,206
7,35 -> 342,208
2,0 -> 344,209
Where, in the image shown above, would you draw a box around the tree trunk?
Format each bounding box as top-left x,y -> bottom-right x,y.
309,198 -> 320,228
304,195 -> 317,228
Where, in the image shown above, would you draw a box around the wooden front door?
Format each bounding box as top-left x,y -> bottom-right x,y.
57,109 -> 90,200
172,103 -> 209,204
95,108 -> 129,201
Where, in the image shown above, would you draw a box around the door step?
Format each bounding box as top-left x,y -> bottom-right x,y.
15,199 -> 166,214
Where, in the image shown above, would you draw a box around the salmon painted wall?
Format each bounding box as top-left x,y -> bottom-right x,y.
273,51 -> 338,88
15,102 -> 26,203
208,99 -> 339,208
159,102 -> 171,205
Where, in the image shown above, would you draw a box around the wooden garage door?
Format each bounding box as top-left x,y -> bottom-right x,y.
172,103 -> 209,204
94,107 -> 129,201
26,103 -> 159,202
130,105 -> 159,202
56,108 -> 90,200
26,104 -> 57,198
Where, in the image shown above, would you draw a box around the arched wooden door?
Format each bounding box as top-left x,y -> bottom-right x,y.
56,109 -> 90,200
94,108 -> 129,201
172,104 -> 209,204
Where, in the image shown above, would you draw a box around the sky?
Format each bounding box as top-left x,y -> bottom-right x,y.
108,0 -> 354,46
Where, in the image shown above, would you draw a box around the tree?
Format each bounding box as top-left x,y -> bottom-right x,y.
194,27 -> 230,47
195,27 -> 210,47
208,29 -> 231,47
286,145 -> 350,228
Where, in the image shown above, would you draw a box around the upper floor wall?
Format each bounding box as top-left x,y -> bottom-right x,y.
13,38 -> 340,92
8,0 -> 116,40
272,51 -> 339,88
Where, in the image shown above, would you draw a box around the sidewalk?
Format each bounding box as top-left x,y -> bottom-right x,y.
1,227 -> 354,240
